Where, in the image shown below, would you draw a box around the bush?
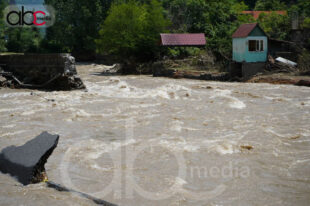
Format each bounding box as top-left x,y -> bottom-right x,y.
302,17 -> 310,29
167,48 -> 180,58
0,0 -> 8,52
258,12 -> 291,40
298,50 -> 310,73
167,47 -> 202,59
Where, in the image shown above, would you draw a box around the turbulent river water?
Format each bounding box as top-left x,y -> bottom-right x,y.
0,64 -> 310,206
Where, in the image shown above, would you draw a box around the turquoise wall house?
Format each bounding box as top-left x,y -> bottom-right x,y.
232,23 -> 268,63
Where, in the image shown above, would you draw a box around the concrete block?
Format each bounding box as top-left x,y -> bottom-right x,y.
0,132 -> 59,185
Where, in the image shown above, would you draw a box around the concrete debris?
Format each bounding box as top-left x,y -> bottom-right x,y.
0,132 -> 59,185
266,56 -> 296,73
100,64 -> 122,74
0,54 -> 85,90
276,57 -> 297,67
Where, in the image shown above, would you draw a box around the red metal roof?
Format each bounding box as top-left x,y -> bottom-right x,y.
232,23 -> 263,38
242,11 -> 287,19
160,33 -> 206,46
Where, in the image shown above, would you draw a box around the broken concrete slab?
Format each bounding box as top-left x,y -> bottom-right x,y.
0,132 -> 59,185
0,54 -> 85,90
276,57 -> 297,67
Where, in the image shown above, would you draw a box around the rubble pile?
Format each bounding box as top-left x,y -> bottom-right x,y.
266,55 -> 297,73
0,54 -> 85,90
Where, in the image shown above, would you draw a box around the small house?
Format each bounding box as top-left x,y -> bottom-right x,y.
160,33 -> 206,47
232,23 -> 268,63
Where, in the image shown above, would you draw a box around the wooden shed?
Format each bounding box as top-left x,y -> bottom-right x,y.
232,23 -> 268,63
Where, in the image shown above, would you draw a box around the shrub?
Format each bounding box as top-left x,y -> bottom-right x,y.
298,50 -> 310,73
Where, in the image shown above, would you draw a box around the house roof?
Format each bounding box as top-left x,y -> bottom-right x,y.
242,11 -> 287,19
160,33 -> 206,46
232,23 -> 266,38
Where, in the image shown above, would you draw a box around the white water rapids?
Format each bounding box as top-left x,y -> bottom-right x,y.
0,64 -> 309,206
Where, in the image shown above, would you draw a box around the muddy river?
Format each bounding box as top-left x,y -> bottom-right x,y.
0,64 -> 310,206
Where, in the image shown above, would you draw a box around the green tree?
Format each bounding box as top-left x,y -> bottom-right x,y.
294,0 -> 310,17
254,0 -> 286,10
302,17 -> 310,29
96,0 -> 169,72
242,0 -> 258,9
0,0 -> 8,52
6,27 -> 43,52
44,0 -> 112,53
162,0 -> 207,33
257,12 -> 290,40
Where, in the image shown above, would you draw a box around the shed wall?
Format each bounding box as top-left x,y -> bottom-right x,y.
233,36 -> 268,63
233,38 -> 247,62
245,36 -> 268,62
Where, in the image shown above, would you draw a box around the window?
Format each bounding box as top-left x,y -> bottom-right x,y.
249,40 -> 257,51
248,40 -> 264,52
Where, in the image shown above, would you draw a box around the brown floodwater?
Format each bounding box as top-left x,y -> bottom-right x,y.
0,64 -> 310,206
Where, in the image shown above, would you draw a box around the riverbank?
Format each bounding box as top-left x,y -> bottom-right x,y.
88,61 -> 310,87
145,57 -> 310,87
247,73 -> 310,87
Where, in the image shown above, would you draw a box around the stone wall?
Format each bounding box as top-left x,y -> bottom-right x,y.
242,62 -> 266,78
229,62 -> 242,78
0,54 -> 85,90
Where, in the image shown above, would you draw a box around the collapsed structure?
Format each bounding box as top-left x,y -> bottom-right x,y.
0,54 -> 85,90
0,132 -> 59,185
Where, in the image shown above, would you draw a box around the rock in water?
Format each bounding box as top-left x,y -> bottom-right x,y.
0,132 -> 59,185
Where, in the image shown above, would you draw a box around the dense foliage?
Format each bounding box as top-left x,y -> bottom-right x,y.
43,0 -> 113,53
5,28 -> 42,53
257,12 -> 291,40
0,0 -> 8,52
254,0 -> 287,10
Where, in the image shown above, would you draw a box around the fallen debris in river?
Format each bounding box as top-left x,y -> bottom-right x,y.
240,145 -> 254,151
47,181 -> 117,206
290,135 -> 301,140
0,54 -> 85,91
0,132 -> 59,185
